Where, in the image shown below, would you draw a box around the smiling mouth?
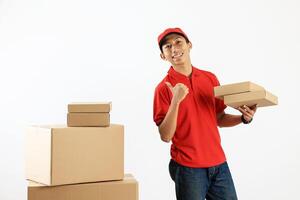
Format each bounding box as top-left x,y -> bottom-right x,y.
172,53 -> 184,59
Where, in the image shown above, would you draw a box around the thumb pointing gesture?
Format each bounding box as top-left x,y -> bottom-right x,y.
165,82 -> 189,104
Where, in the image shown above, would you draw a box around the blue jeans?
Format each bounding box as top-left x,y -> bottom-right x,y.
169,159 -> 238,200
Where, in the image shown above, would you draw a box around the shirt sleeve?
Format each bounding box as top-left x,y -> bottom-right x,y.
213,75 -> 227,114
153,85 -> 171,126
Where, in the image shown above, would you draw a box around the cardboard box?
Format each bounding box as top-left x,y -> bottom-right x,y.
224,90 -> 278,108
28,174 -> 138,200
25,124 -> 124,186
67,113 -> 110,127
214,81 -> 264,99
68,102 -> 112,113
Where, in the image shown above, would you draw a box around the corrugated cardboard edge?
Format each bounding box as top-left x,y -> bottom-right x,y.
50,128 -> 53,185
266,91 -> 278,105
28,174 -> 137,187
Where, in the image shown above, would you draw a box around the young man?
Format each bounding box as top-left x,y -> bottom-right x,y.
153,28 -> 257,200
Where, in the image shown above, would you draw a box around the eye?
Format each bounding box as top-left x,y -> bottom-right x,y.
175,39 -> 183,44
164,44 -> 171,49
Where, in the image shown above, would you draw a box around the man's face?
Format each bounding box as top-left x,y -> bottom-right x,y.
160,34 -> 192,66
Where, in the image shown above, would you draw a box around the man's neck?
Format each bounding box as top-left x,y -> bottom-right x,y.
173,62 -> 193,77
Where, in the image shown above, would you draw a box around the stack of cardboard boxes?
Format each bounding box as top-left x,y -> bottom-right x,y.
25,102 -> 138,200
214,81 -> 278,108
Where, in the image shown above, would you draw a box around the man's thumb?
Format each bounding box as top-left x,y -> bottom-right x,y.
165,82 -> 173,90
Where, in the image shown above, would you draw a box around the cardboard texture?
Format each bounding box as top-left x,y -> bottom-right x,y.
224,90 -> 278,108
68,102 -> 112,113
214,81 -> 264,99
67,113 -> 110,127
25,124 -> 124,186
28,174 -> 138,200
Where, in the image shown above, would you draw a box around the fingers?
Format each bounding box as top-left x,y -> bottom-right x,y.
183,87 -> 189,95
250,104 -> 257,112
175,83 -> 189,95
179,84 -> 189,95
241,105 -> 256,113
238,107 -> 253,119
177,83 -> 188,90
238,105 -> 257,119
243,105 -> 252,113
244,105 -> 257,115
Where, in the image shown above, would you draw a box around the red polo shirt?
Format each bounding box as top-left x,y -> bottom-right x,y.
153,66 -> 227,167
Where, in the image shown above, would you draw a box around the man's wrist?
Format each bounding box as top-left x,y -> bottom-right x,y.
171,98 -> 181,106
241,115 -> 252,124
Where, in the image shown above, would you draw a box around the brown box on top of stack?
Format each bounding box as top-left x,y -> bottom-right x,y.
214,81 -> 264,99
28,174 -> 139,200
67,102 -> 111,127
214,81 -> 278,108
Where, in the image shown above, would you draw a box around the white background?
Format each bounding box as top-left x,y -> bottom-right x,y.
0,0 -> 299,199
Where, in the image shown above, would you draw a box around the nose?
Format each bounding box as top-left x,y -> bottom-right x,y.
172,45 -> 179,54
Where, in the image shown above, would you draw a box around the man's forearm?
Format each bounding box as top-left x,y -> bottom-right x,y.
158,100 -> 180,142
218,113 -> 242,127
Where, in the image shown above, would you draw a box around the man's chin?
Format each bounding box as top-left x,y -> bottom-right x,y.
172,60 -> 185,66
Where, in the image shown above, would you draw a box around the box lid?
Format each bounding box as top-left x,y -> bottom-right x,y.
214,81 -> 264,99
68,102 -> 112,113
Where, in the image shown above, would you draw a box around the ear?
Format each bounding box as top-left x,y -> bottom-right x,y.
188,42 -> 192,49
160,53 -> 166,60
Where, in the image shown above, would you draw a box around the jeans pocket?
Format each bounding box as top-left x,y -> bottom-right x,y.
219,162 -> 231,177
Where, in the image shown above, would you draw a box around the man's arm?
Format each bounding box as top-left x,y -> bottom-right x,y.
158,82 -> 189,143
217,112 -> 242,127
158,100 -> 180,142
217,105 -> 257,127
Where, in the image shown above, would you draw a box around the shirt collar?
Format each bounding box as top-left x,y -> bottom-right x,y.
168,66 -> 201,80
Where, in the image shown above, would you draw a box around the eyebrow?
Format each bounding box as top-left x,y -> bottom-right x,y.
163,37 -> 183,47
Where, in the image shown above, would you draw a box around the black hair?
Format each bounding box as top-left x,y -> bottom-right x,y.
159,33 -> 190,52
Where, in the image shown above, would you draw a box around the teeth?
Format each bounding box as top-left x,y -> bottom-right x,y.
172,53 -> 183,58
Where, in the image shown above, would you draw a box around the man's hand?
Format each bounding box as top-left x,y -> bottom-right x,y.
165,82 -> 189,104
237,105 -> 257,122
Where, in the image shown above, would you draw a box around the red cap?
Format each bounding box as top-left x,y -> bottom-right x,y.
157,27 -> 189,47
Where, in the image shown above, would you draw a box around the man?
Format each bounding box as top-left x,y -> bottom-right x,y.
153,27 -> 257,200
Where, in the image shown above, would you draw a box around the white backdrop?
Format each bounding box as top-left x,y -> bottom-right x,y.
1,0 -> 300,199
